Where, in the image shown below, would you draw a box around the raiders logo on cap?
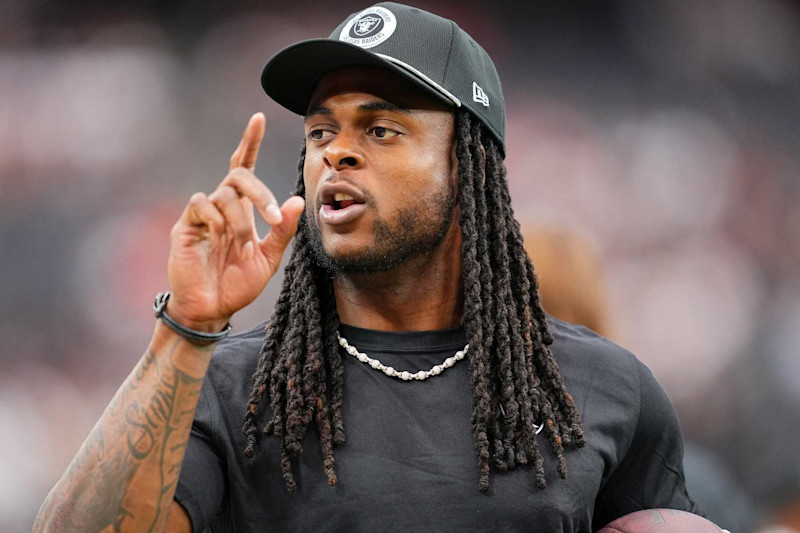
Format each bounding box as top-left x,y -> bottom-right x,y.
339,6 -> 397,49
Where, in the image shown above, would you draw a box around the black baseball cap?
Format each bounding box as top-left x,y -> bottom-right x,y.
261,2 -> 506,155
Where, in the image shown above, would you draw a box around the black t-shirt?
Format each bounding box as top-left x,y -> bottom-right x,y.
175,318 -> 698,532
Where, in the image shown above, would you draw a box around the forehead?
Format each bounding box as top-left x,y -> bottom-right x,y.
307,67 -> 453,114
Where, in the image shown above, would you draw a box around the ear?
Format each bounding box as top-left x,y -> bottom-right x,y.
449,136 -> 460,190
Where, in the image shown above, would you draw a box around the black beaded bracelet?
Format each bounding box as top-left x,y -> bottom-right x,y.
153,292 -> 232,345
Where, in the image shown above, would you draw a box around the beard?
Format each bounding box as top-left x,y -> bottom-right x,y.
306,181 -> 456,274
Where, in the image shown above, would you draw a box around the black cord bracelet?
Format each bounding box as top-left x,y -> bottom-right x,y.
153,292 -> 232,345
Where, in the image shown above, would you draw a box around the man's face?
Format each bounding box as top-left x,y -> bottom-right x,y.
303,67 -> 458,273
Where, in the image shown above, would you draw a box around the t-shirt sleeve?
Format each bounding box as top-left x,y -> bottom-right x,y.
174,380 -> 227,533
592,361 -> 701,529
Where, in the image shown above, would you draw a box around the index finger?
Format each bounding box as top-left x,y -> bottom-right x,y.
230,112 -> 266,172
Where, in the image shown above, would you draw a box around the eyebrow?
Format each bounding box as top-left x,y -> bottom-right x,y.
305,106 -> 332,119
304,100 -> 411,119
358,101 -> 411,114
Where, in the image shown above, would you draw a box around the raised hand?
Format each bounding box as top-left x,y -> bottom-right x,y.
33,112 -> 305,533
166,112 -> 305,332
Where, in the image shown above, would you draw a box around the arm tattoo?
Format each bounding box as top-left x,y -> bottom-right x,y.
34,337 -> 213,533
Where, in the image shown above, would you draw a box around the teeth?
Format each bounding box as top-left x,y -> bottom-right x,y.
334,193 -> 354,202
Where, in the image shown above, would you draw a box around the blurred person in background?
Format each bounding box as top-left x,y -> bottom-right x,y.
26,2 -> 726,532
522,225 -> 614,339
523,223 -> 756,532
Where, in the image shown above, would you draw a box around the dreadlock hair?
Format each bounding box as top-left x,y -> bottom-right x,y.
241,108 -> 585,493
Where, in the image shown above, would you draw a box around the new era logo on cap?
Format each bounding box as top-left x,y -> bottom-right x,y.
472,82 -> 489,107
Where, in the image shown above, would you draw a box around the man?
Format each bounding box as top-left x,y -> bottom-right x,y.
34,3 -> 698,532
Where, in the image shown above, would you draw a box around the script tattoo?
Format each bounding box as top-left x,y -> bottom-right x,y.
35,340 -> 211,533
123,359 -> 204,528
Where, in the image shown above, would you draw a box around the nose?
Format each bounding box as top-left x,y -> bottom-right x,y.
323,131 -> 365,171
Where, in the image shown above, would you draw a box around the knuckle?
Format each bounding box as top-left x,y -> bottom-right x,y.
211,185 -> 237,203
227,167 -> 247,180
189,191 -> 206,205
236,167 -> 258,183
221,170 -> 238,185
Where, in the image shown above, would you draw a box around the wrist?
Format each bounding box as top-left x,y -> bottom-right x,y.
165,303 -> 230,333
153,292 -> 232,345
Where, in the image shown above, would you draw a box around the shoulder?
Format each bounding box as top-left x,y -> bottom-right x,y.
547,315 -> 643,391
546,318 -> 698,514
546,315 -> 674,446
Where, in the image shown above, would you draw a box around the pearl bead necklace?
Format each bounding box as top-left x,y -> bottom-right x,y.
337,333 -> 469,381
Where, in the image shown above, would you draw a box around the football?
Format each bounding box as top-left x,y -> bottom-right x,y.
599,509 -> 727,532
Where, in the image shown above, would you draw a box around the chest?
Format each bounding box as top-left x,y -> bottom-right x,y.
221,357 -> 609,533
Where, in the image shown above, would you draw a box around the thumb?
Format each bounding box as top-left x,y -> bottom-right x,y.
260,195 -> 306,271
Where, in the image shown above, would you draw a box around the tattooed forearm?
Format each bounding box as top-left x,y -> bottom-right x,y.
154,370 -> 204,529
34,325 -> 214,533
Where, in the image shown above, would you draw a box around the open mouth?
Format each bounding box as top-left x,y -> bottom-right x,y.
319,190 -> 367,226
331,193 -> 359,210
323,191 -> 366,211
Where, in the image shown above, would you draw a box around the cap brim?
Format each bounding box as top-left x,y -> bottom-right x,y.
261,39 -> 456,116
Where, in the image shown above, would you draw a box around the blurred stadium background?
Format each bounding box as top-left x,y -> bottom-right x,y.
1,0 -> 799,530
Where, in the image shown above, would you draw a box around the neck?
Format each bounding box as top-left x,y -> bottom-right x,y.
333,222 -> 463,332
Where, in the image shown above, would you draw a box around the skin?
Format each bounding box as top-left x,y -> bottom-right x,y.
34,67 -> 464,532
304,68 -> 464,331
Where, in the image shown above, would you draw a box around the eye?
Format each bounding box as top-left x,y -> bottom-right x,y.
368,126 -> 401,139
308,128 -> 334,141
